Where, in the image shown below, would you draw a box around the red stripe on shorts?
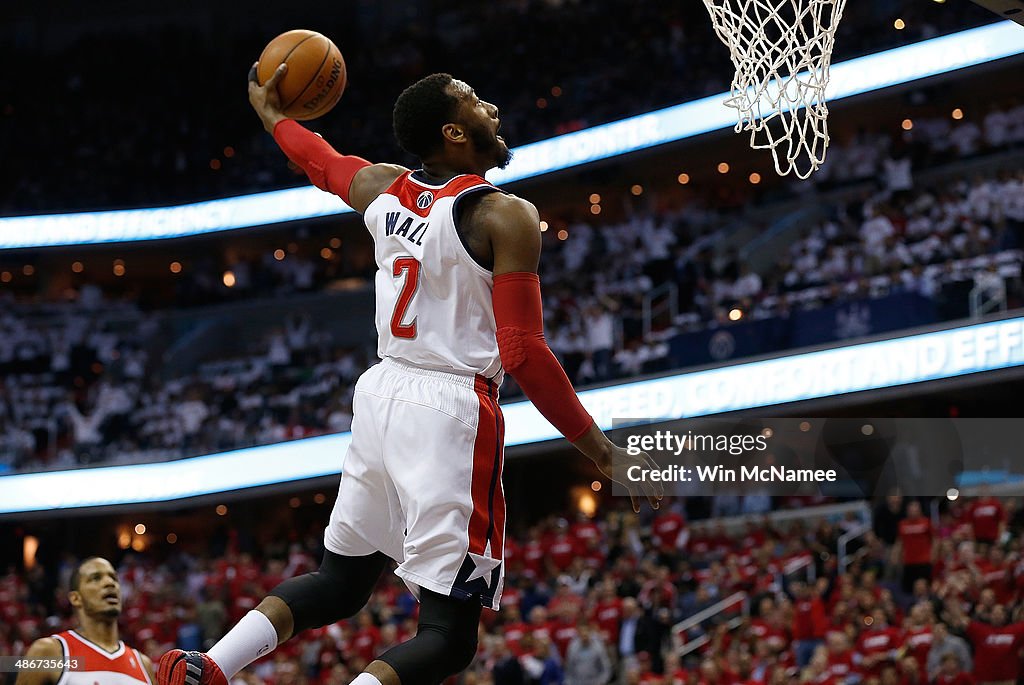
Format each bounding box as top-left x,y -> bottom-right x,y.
468,376 -> 499,555
490,403 -> 506,558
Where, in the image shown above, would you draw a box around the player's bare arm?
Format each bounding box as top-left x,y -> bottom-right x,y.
482,193 -> 663,512
247,62 -> 406,215
14,637 -> 63,685
140,654 -> 156,683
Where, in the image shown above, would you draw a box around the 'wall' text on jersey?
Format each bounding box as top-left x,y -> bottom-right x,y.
384,212 -> 428,246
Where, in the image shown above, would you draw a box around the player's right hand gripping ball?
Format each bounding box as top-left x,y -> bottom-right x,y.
257,30 -> 346,120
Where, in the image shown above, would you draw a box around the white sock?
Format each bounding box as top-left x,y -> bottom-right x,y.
207,610 -> 279,678
351,674 -> 383,685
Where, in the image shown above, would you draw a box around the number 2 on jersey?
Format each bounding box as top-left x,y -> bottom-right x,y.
391,257 -> 420,338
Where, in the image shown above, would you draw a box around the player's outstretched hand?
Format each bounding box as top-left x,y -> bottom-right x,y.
248,61 -> 289,134
597,443 -> 665,514
573,424 -> 663,513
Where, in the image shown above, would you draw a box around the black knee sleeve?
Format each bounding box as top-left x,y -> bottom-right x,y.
269,550 -> 387,634
377,589 -> 481,685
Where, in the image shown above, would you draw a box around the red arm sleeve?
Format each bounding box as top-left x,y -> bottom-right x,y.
493,272 -> 595,442
272,119 -> 371,205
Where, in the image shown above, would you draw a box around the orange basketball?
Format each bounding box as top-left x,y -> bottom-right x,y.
257,30 -> 346,121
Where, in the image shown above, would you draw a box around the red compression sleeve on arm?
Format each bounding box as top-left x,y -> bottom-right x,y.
493,272 -> 595,442
272,119 -> 371,205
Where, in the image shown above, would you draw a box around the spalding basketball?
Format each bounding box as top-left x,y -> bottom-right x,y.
257,30 -> 346,121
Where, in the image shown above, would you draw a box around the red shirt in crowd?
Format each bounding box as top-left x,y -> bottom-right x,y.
529,619 -> 553,643
738,526 -> 766,550
570,519 -> 600,546
351,624 -> 380,663
792,595 -> 828,640
502,621 -> 529,656
591,596 -> 623,644
898,515 -> 933,565
976,558 -> 1015,604
967,498 -> 1005,542
502,538 -> 521,573
522,539 -> 545,578
666,668 -> 689,685
965,620 -> 1024,682
689,534 -> 713,556
749,618 -> 788,652
497,592 -> 521,628
855,625 -> 902,676
733,561 -> 760,591
652,511 -> 687,551
903,625 -> 933,673
826,648 -> 855,681
548,532 -> 580,572
550,617 -> 578,657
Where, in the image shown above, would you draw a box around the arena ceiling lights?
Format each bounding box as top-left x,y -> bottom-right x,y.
2,315 -> 1023,514
1,23 -> 1023,250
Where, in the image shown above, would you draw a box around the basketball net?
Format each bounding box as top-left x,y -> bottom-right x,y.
702,0 -> 847,179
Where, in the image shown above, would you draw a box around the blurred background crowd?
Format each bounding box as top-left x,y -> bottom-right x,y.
4,493 -> 1024,685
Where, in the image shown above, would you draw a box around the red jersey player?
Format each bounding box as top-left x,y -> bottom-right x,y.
158,67 -> 662,685
16,557 -> 155,685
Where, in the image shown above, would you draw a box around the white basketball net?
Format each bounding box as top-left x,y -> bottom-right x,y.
702,0 -> 847,179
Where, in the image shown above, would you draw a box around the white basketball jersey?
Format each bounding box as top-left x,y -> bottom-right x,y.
364,171 -> 504,381
53,630 -> 151,685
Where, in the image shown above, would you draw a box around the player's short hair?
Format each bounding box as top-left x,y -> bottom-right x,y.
393,73 -> 461,159
69,556 -> 105,592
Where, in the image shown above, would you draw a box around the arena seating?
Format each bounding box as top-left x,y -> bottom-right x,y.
4,145 -> 1023,473
2,495 -> 1020,684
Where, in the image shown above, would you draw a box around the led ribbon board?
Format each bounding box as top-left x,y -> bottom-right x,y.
2,315 -> 1023,513
1,22 -> 1022,249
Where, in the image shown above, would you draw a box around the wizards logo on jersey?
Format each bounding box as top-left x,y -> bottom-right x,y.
416,190 -> 434,209
384,211 -> 429,246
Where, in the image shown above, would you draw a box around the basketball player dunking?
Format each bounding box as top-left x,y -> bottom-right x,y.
17,557 -> 155,685
158,64 -> 662,685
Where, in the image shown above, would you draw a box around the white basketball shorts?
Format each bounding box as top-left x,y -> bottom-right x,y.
323,357 -> 506,610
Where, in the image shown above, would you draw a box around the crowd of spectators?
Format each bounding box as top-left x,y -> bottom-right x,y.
737,170 -> 1024,322
3,493 -> 1024,685
4,119 -> 1024,472
536,161 -> 1024,385
2,0 -> 996,213
0,293 -> 369,472
0,289 -> 154,470
813,98 -> 1024,190
166,241 -> 377,310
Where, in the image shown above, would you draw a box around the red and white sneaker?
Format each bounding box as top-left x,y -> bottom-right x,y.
156,650 -> 228,685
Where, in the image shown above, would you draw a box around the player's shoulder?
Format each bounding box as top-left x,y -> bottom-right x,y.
367,162 -> 409,179
137,651 -> 155,677
469,192 -> 539,230
24,636 -> 63,657
359,163 -> 409,191
350,163 -> 410,214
